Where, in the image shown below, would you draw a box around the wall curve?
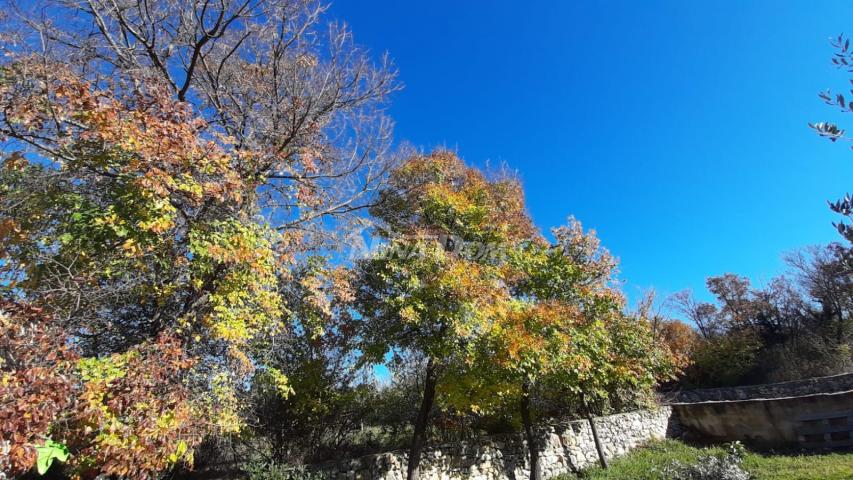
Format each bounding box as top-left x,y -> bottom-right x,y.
310,407 -> 679,480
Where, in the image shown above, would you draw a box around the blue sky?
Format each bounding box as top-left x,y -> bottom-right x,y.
329,0 -> 853,307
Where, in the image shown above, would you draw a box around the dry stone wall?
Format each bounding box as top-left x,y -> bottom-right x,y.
310,407 -> 678,480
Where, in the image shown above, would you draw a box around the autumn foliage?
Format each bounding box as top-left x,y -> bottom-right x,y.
0,300 -> 210,478
0,301 -> 77,475
0,2 -> 682,478
353,152 -> 679,480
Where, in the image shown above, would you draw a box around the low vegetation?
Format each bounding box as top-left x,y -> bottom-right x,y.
563,440 -> 853,480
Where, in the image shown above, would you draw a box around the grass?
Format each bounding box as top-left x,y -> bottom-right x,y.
551,439 -> 853,480
742,451 -> 853,480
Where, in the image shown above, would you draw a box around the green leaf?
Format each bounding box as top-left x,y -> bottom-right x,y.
34,439 -> 70,475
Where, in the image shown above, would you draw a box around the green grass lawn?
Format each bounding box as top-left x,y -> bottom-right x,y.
555,439 -> 853,480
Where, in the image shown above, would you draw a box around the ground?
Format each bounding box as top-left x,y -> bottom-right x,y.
553,439 -> 853,480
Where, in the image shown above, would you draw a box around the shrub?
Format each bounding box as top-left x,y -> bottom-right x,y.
663,442 -> 751,480
244,462 -> 324,480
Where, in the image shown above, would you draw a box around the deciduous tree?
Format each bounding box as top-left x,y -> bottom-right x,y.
0,0 -> 398,475
353,151 -> 533,480
488,219 -> 676,477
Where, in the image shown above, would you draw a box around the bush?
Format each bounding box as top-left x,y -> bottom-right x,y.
244,462 -> 324,480
684,333 -> 761,387
662,442 -> 751,480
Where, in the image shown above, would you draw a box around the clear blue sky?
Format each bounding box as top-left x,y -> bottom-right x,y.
329,0 -> 853,306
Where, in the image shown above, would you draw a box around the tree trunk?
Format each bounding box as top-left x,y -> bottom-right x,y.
582,395 -> 608,469
407,358 -> 437,480
521,381 -> 541,480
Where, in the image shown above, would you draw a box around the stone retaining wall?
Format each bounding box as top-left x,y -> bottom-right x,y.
671,390 -> 853,448
668,372 -> 853,449
310,407 -> 678,480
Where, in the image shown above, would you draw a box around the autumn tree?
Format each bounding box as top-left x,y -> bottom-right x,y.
637,291 -> 697,374
246,256 -> 370,463
436,219 -> 680,478
668,247 -> 853,387
481,219 -> 676,477
670,276 -> 781,386
353,151 -> 534,480
651,319 -> 698,374
0,0 -> 397,476
0,73 -> 277,476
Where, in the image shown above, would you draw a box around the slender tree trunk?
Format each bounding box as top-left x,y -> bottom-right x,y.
582,395 -> 608,469
521,381 -> 541,480
274,427 -> 284,459
407,358 -> 437,480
